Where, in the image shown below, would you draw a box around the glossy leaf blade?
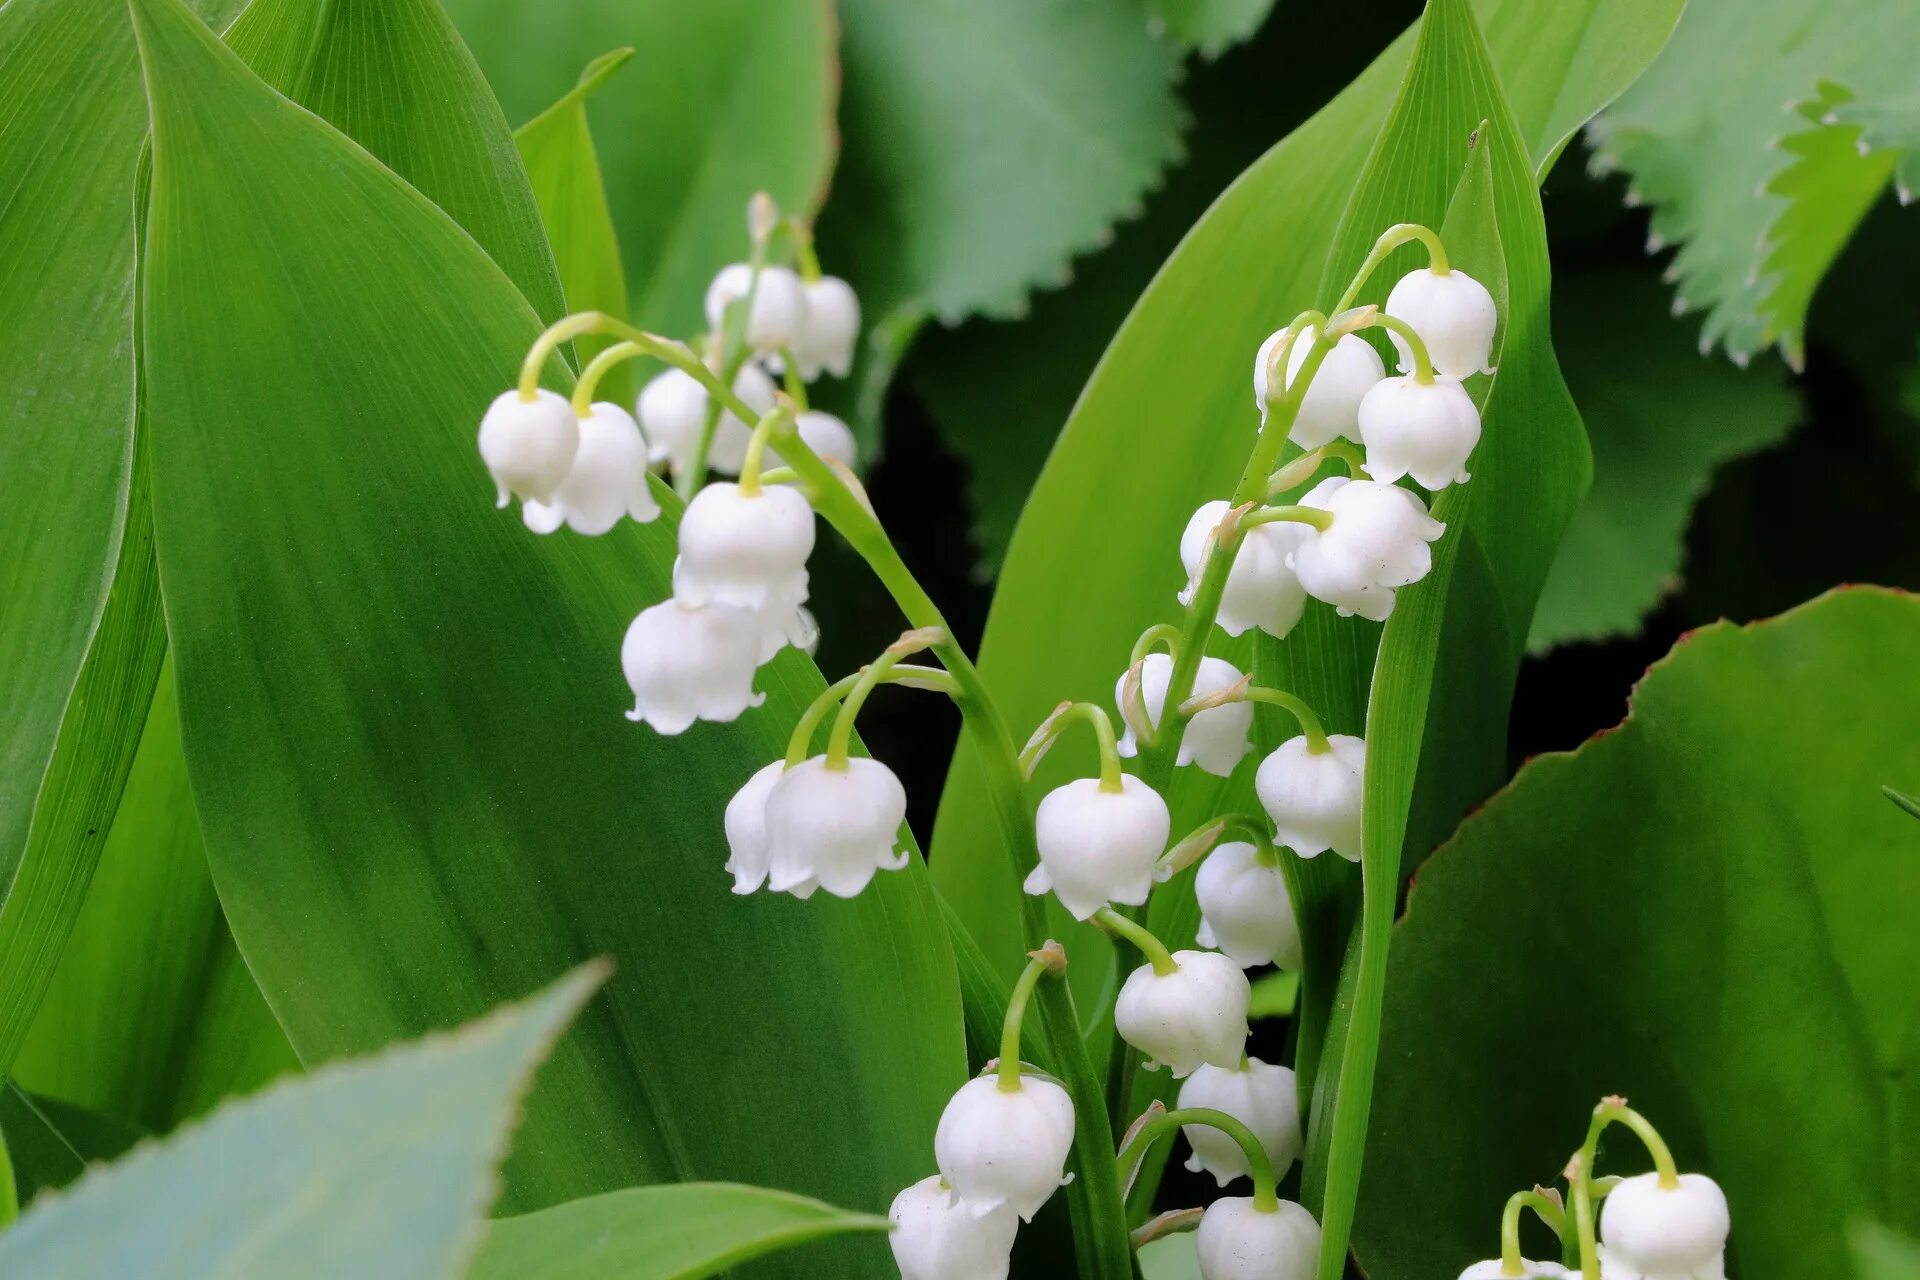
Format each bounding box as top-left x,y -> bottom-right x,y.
0,966 -> 602,1280
470,1182 -> 891,1280
131,0 -> 961,1264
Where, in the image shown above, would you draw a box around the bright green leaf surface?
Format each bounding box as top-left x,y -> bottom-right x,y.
1857,1223 -> 1920,1280
223,0 -> 566,324
131,1 -> 960,1266
0,1086 -> 145,1206
470,1182 -> 891,1280
14,663 -> 297,1131
1149,0 -> 1275,57
1588,0 -> 1920,365
1530,271 -> 1800,649
1138,1231 -> 1204,1280
0,966 -> 601,1280
514,49 -> 634,405
446,0 -> 837,338
1359,588 -> 1920,1278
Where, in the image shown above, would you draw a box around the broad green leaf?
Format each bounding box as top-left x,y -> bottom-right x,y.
1857,1223 -> 1920,1280
1588,0 -> 1920,366
1358,587 -> 1920,1278
223,0 -> 567,324
1149,0 -> 1275,57
470,1182 -> 891,1280
1530,270 -> 1800,649
131,1 -> 961,1268
0,965 -> 602,1279
931,0 -> 1682,1000
1139,1231 -> 1204,1280
0,1086 -> 144,1205
514,49 -> 635,405
13,662 -> 297,1131
0,1120 -> 14,1228
445,0 -> 837,337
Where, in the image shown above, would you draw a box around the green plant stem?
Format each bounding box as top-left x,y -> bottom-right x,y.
1240,503 -> 1333,533
998,950 -> 1055,1090
826,630 -> 944,768
1266,441 -> 1367,495
1236,687 -> 1331,752
784,665 -> 959,768
1156,814 -> 1274,878
1366,312 -> 1437,383
680,224 -> 775,499
766,427 -> 1135,1280
1331,221 -> 1448,314
1019,702 -> 1125,791
1568,1100 -> 1679,1279
1094,907 -> 1178,976
1501,1189 -> 1567,1274
736,403 -> 796,496
1115,1107 -> 1279,1212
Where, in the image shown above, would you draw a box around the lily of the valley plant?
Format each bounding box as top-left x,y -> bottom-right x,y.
477,197 -> 1733,1279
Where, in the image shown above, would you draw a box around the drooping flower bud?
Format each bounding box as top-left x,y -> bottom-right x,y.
1024,776 -> 1170,920
1179,500 -> 1309,640
478,388 -> 579,507
634,363 -> 777,478
1254,325 -> 1386,448
1355,372 -> 1481,490
888,1175 -> 1018,1280
770,409 -> 858,469
704,262 -> 808,354
1114,949 -> 1250,1077
621,598 -> 765,734
1194,842 -> 1301,968
934,1074 -> 1076,1222
673,481 -> 816,661
721,760 -> 786,894
1384,266 -> 1498,378
1114,653 -> 1253,777
1195,1197 -> 1321,1280
1289,477 -> 1445,621
1177,1056 -> 1301,1188
790,275 -> 861,379
1459,1262 -> 1571,1279
762,755 -> 910,898
1254,734 -> 1365,861
1598,1172 -> 1729,1280
521,401 -> 660,536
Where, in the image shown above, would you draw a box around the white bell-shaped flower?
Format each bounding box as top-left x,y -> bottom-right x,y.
934,1074 -> 1076,1222
1195,842 -> 1301,968
889,1175 -> 1018,1280
673,481 -> 816,661
1178,500 -> 1309,640
1290,477 -> 1445,621
1024,776 -> 1170,920
1113,653 -> 1252,777
1356,374 -> 1481,489
1177,1056 -> 1301,1188
1254,325 -> 1386,449
1114,950 -> 1250,1077
634,363 -> 777,478
1195,1197 -> 1321,1280
1459,1260 -> 1572,1278
621,598 -> 765,734
770,409 -> 858,469
1384,266 -> 1498,378
521,401 -> 660,535
790,275 -> 861,379
721,760 -> 786,895
761,755 -> 910,899
1598,1172 -> 1729,1280
1255,734 -> 1365,861
704,262 -> 808,353
478,388 -> 579,507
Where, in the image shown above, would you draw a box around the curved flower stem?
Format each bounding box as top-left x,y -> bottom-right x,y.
1240,503 -> 1333,533
1115,1107 -> 1280,1212
998,942 -> 1066,1090
1568,1099 -> 1681,1279
1018,702 -> 1125,791
1331,221 -> 1449,315
1266,441 -> 1367,495
784,665 -> 959,768
1500,1188 -> 1567,1275
571,340 -> 640,416
1236,686 -> 1331,752
779,350 -> 810,409
825,629 -> 947,769
1156,814 -> 1276,879
1094,907 -> 1178,977
1365,313 -> 1437,384
681,213 -> 777,497
764,425 -> 1135,1280
737,403 -> 797,497
1130,622 -> 1184,667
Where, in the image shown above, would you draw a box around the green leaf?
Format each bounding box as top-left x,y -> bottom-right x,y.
514,49 -> 635,405
1529,270 -> 1800,649
13,662 -> 297,1131
1588,0 -> 1920,366
130,0 -> 962,1266
223,0 -> 567,324
0,965 -> 603,1280
470,1182 -> 891,1280
1138,1231 -> 1204,1280
1148,0 -> 1275,58
445,0 -> 838,337
0,1086 -> 144,1205
1856,1222 -> 1920,1280
1359,587 -> 1920,1278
